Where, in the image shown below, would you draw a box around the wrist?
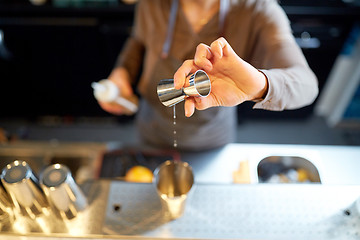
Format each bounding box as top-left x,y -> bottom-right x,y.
251,70 -> 268,101
109,67 -> 129,80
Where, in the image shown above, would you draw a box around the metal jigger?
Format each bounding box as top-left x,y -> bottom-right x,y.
154,160 -> 194,219
40,164 -> 87,220
1,160 -> 48,219
157,70 -> 211,107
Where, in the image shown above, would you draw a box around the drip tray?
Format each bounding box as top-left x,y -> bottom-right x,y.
99,148 -> 180,179
104,182 -> 360,240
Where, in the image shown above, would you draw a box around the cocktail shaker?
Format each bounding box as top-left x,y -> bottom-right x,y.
0,182 -> 12,217
157,70 -> 211,107
1,160 -> 48,218
153,160 -> 194,219
40,164 -> 87,219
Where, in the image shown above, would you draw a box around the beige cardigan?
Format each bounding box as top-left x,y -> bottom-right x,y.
115,0 -> 319,150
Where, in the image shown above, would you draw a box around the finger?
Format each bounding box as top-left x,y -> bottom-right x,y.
210,38 -> 225,59
174,60 -> 199,89
210,37 -> 234,59
184,98 -> 196,117
98,102 -> 124,115
194,95 -> 218,110
194,43 -> 213,72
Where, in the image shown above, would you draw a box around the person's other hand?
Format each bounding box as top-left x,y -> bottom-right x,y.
98,67 -> 138,116
174,37 -> 268,117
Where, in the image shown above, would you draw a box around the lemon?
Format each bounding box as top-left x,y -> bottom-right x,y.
125,165 -> 153,183
297,168 -> 309,182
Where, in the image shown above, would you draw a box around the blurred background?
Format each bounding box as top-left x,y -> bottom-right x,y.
0,0 -> 359,146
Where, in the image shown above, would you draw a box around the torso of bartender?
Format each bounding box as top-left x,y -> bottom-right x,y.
114,0 -> 318,151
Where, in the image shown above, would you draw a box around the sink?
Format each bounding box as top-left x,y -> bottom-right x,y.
257,156 -> 322,183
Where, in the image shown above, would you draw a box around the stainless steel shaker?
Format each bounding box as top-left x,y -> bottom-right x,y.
157,70 -> 211,107
1,160 -> 48,218
153,160 -> 194,219
0,182 -> 12,217
40,164 -> 87,219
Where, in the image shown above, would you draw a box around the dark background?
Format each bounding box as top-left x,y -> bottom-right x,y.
0,0 -> 359,122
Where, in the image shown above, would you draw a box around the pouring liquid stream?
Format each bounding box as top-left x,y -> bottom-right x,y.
173,105 -> 177,148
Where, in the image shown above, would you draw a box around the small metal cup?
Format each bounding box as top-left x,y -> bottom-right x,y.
1,160 -> 48,218
154,160 -> 194,219
157,70 -> 211,107
40,164 -> 87,219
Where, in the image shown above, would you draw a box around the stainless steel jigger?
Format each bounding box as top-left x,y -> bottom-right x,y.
154,160 -> 194,219
157,70 -> 211,107
1,160 -> 48,219
40,164 -> 87,220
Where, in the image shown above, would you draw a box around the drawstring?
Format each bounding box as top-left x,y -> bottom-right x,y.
161,0 -> 179,59
161,0 -> 230,59
219,0 -> 230,36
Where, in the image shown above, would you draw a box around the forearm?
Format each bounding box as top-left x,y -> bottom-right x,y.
253,65 -> 319,110
114,37 -> 145,84
249,1 -> 319,110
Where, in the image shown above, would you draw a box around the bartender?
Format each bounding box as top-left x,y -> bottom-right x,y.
96,0 -> 318,151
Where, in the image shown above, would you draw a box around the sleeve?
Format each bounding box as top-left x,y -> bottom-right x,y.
250,0 -> 319,110
114,0 -> 147,84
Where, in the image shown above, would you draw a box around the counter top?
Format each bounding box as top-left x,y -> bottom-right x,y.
182,143 -> 360,185
1,143 -> 360,239
2,182 -> 360,240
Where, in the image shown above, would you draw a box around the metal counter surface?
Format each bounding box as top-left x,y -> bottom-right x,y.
1,143 -> 360,240
104,182 -> 360,240
182,143 -> 360,184
3,182 -> 360,240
